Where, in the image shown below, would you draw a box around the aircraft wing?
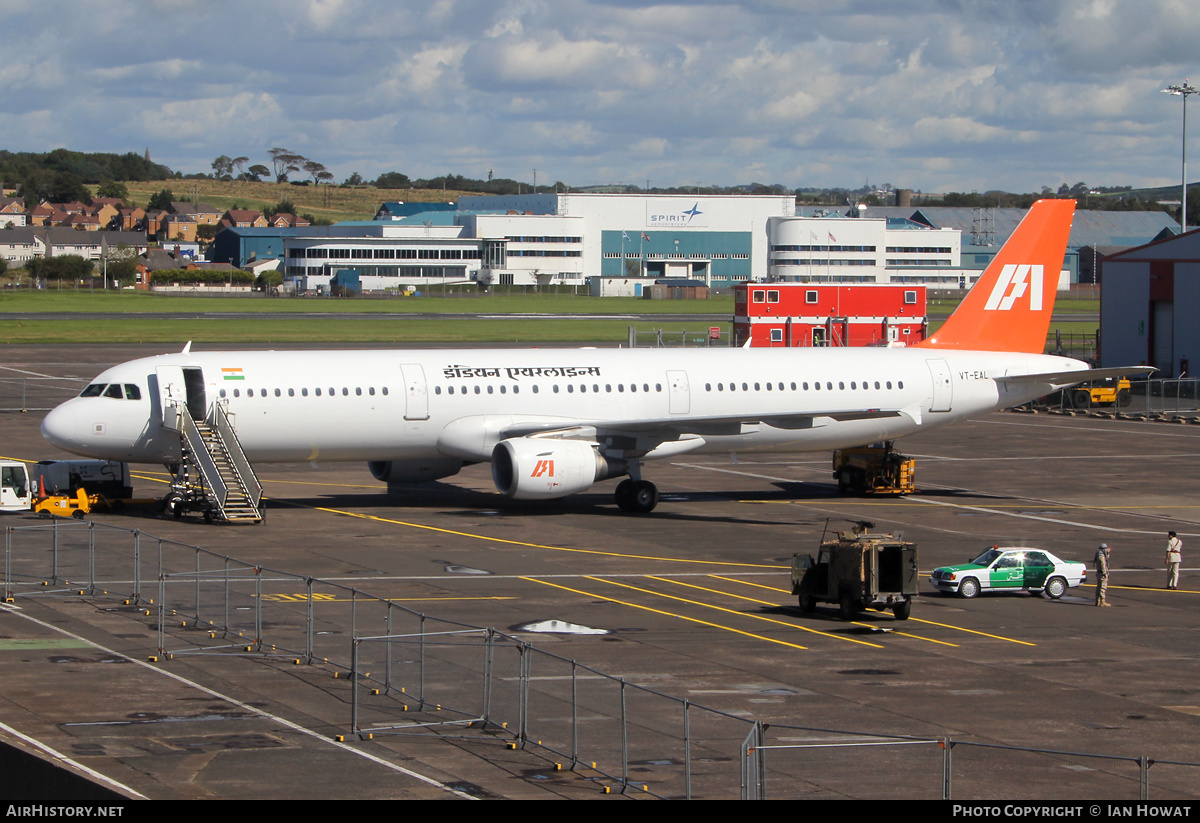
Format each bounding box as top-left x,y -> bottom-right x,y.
498,407 -> 903,443
1000,365 -> 1156,389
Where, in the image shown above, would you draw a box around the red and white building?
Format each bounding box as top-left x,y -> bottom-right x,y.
733,283 -> 927,347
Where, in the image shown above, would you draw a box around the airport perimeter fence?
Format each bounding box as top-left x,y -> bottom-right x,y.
3,517 -> 1199,800
627,326 -> 733,347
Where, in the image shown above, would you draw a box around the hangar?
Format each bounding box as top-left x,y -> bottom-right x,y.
1100,229 -> 1200,377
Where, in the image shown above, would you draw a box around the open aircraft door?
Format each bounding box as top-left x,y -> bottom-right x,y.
155,366 -> 207,431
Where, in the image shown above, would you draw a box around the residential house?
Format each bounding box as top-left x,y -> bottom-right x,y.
220,209 -> 268,228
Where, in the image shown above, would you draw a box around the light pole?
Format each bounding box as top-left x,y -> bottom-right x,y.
1163,80 -> 1198,232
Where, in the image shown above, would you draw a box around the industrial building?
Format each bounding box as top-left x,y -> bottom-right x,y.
212,193 -> 979,293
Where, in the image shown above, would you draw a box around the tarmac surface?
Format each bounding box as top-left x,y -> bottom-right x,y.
0,343 -> 1198,801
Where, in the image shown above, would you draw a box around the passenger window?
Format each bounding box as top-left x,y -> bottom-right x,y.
435,386 -> 442,395
356,388 -> 362,396
302,388 -> 309,396
316,388 -> 322,396
220,389 -> 227,398
382,387 -> 389,396
234,389 -> 241,397
898,381 -> 904,389
369,387 -> 375,396
275,388 -> 281,397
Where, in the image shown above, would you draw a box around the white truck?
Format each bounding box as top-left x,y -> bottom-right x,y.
0,460 -> 133,515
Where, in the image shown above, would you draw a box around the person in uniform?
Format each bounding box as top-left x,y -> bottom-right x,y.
1166,531 -> 1182,590
1094,543 -> 1111,607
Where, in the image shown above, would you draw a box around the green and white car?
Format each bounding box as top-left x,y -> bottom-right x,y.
930,548 -> 1087,599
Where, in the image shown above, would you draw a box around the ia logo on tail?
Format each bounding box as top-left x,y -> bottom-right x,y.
984,264 -> 1044,311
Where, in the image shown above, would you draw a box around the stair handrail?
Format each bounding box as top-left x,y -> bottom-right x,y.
209,402 -> 263,510
178,404 -> 229,507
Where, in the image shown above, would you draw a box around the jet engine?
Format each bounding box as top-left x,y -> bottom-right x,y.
368,458 -> 464,486
491,438 -> 625,500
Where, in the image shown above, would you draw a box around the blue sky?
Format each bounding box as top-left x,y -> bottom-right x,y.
4,0 -> 1198,193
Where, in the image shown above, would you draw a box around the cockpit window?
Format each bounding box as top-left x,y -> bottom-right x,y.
124,384 -> 141,400
80,384 -> 106,397
103,385 -> 124,399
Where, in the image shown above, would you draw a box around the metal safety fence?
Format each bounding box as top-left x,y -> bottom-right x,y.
3,517 -> 1198,799
627,326 -> 733,347
1047,378 -> 1200,416
0,376 -> 87,412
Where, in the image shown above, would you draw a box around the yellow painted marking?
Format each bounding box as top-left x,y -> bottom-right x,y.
679,576 -> 957,647
643,575 -> 882,646
296,504 -> 784,569
905,617 -> 1036,646
594,575 -> 884,648
522,577 -> 809,651
706,574 -> 793,593
260,593 -> 514,603
739,497 -> 1200,511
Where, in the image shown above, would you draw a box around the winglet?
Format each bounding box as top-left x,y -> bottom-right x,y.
917,199 -> 1075,353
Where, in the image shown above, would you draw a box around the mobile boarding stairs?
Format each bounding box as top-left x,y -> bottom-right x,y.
161,399 -> 264,524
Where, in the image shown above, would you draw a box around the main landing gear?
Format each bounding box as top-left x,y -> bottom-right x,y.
614,478 -> 659,513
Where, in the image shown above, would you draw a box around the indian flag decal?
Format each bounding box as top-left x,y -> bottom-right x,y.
222,368 -> 245,381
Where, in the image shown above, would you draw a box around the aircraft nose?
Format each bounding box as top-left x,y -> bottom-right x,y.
41,404 -> 82,452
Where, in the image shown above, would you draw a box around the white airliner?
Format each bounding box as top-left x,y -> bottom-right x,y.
40,199 -> 1147,514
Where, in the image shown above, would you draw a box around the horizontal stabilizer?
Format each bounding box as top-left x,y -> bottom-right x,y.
1001,366 -> 1156,389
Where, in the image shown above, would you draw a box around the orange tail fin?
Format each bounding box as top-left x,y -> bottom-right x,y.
917,199 -> 1075,353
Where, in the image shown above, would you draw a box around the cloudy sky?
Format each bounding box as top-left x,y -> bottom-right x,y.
3,0 -> 1198,194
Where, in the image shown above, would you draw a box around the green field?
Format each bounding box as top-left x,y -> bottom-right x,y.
0,290 -> 735,316
0,288 -> 1097,346
0,316 -> 733,345
119,179 -> 469,225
